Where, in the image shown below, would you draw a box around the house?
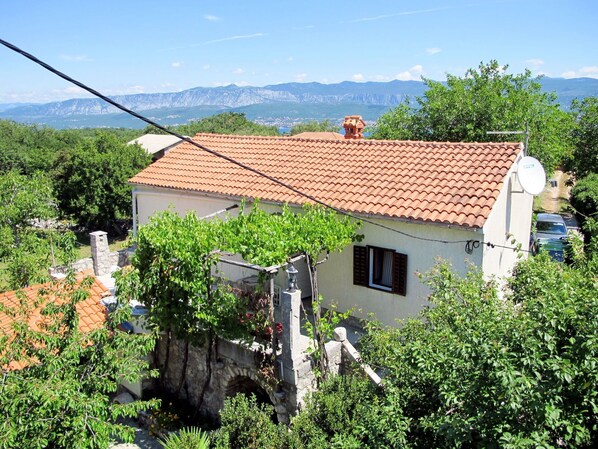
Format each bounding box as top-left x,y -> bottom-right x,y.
128,133 -> 184,162
0,272 -> 110,370
129,117 -> 533,326
292,131 -> 344,140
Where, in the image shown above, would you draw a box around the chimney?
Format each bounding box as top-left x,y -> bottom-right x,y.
90,231 -> 110,276
343,115 -> 366,139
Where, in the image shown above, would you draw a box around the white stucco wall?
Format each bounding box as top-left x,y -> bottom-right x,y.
481,155 -> 534,280
317,217 -> 481,326
132,184 -> 530,327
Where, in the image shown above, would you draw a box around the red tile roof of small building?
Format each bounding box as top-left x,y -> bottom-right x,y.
0,273 -> 110,370
291,132 -> 344,140
129,133 -> 524,229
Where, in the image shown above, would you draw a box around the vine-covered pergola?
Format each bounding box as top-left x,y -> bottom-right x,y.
117,201 -> 362,401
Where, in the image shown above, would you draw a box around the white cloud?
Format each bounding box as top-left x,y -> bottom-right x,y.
426,47 -> 441,55
525,58 -> 544,67
561,66 -> 598,79
295,73 -> 308,82
171,61 -> 183,68
202,64 -> 211,70
203,14 -> 220,22
373,74 -> 391,81
233,68 -> 245,75
580,66 -> 598,76
395,65 -> 424,81
202,33 -> 267,45
60,54 -> 93,62
344,7 -> 451,24
287,56 -> 294,62
352,73 -> 364,81
105,85 -> 146,95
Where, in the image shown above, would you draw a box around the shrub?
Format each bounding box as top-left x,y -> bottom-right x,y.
160,427 -> 211,449
212,394 -> 291,449
360,259 -> 598,448
291,374 -> 409,449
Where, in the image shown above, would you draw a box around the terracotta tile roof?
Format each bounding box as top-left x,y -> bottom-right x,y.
0,273 -> 110,370
130,133 -> 523,228
291,132 -> 344,140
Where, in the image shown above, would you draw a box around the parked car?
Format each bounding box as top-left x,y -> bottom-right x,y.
531,213 -> 569,261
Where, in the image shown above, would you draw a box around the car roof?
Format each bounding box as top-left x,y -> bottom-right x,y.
537,213 -> 565,223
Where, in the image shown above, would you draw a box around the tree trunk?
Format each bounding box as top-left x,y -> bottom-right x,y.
160,329 -> 172,381
176,340 -> 190,396
307,255 -> 329,382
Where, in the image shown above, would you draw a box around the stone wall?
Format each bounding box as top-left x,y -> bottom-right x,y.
154,336 -> 313,424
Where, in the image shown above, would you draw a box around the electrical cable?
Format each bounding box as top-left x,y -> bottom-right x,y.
0,38 -> 528,255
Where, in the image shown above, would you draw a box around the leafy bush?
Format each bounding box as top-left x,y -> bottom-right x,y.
160,427 -> 211,449
291,375 -> 408,449
360,258 -> 597,448
571,173 -> 598,220
212,394 -> 292,449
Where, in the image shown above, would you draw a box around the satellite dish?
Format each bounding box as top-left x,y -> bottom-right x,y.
517,156 -> 546,195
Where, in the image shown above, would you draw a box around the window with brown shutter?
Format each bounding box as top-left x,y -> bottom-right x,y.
353,245 -> 368,286
353,245 -> 408,296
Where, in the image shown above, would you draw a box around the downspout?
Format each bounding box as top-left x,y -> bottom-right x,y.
132,188 -> 138,238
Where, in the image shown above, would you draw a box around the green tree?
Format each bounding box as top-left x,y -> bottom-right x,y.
359,255 -> 597,449
118,210 -> 247,406
290,120 -> 339,135
174,112 -> 280,136
371,61 -> 573,173
0,171 -> 74,290
0,120 -> 83,176
55,132 -> 150,232
568,96 -> 598,178
0,273 -> 158,448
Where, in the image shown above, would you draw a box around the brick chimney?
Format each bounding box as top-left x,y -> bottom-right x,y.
343,115 -> 366,139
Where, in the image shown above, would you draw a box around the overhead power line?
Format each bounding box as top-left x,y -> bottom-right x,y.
0,38 -> 528,254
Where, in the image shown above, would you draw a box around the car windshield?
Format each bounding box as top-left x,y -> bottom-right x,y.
537,221 -> 567,235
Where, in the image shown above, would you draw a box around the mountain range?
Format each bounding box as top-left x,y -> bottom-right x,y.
1,78 -> 597,129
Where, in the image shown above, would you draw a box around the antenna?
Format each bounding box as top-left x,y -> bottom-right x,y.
487,123 -> 529,155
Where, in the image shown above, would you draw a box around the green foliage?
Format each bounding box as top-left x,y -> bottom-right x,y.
370,61 -> 573,173
292,375 -> 409,449
0,120 -> 83,176
212,394 -> 292,449
55,132 -> 150,231
223,202 -> 361,268
570,173 -> 598,220
120,210 -> 244,344
360,257 -> 597,449
174,112 -> 280,136
369,102 -> 416,141
569,96 -> 598,178
289,120 -> 339,135
224,202 -> 361,379
160,427 -> 211,449
0,171 -> 75,290
0,274 -> 159,448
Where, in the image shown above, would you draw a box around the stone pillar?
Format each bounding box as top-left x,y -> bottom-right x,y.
90,231 -> 110,276
279,286 -> 303,385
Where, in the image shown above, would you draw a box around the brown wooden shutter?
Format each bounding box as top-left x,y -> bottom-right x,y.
353,245 -> 368,286
392,252 -> 408,296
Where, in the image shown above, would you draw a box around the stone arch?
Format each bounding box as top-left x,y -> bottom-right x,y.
226,375 -> 272,406
220,365 -> 288,423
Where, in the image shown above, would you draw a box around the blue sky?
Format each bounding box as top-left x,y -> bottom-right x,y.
0,0 -> 596,103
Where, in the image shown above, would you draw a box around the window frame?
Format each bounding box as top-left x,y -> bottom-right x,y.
353,245 -> 408,296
